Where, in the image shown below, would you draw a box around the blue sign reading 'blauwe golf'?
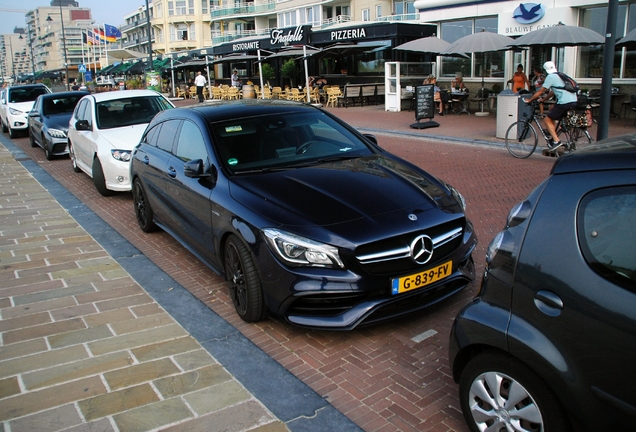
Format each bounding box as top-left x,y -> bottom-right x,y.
512,3 -> 546,24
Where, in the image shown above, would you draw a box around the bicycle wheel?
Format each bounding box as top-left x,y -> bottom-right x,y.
558,126 -> 593,153
505,121 -> 538,158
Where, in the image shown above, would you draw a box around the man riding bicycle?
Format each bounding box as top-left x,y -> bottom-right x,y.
524,61 -> 578,149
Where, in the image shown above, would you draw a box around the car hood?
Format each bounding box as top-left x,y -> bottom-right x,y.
230,155 -> 462,241
9,101 -> 35,114
44,114 -> 73,132
98,124 -> 148,150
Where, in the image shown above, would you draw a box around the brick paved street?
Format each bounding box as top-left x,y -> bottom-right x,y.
3,100 -> 564,431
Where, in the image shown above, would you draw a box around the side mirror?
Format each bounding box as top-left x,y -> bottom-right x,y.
75,119 -> 91,131
28,111 -> 40,118
184,159 -> 210,178
363,134 -> 378,145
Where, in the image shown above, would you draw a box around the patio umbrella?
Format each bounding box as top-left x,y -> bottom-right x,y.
508,22 -> 604,48
395,36 -> 452,55
616,27 -> 636,49
441,30 -> 514,115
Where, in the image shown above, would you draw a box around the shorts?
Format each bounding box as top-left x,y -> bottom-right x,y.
548,102 -> 577,121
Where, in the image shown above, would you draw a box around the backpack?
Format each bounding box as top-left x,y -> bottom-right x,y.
553,72 -> 580,95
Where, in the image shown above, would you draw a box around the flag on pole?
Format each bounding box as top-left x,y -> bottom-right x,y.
84,30 -> 98,45
104,24 -> 122,43
93,28 -> 104,42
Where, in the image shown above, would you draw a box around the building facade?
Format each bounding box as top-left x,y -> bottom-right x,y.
1,31 -> 27,83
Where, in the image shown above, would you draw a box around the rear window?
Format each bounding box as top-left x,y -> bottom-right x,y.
578,186 -> 636,290
96,96 -> 173,129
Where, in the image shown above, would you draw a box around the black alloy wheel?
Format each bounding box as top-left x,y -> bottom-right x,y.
224,235 -> 266,322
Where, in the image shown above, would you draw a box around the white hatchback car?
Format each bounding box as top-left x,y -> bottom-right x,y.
68,90 -> 174,196
0,84 -> 51,138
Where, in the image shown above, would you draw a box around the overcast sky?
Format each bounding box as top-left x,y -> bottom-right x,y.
0,0 -> 141,35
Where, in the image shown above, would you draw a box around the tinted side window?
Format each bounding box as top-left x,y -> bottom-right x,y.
578,186 -> 636,290
175,121 -> 206,162
75,99 -> 88,122
143,123 -> 163,147
156,120 -> 181,152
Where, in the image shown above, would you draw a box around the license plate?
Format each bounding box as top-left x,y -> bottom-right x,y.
391,261 -> 452,295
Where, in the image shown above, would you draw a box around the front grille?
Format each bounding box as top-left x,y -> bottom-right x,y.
355,221 -> 464,275
52,143 -> 67,153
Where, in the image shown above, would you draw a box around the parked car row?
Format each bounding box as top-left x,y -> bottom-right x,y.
3,88 -> 635,431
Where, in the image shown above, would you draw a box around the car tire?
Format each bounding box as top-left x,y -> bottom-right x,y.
224,235 -> 267,322
1,119 -> 7,133
69,142 -> 81,173
459,352 -> 570,432
132,178 -> 157,233
30,131 -> 37,147
92,157 -> 115,197
44,137 -> 53,160
8,127 -> 18,139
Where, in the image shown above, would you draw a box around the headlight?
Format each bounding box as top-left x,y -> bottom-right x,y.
111,150 -> 132,162
262,229 -> 344,268
47,128 -> 67,138
9,107 -> 23,115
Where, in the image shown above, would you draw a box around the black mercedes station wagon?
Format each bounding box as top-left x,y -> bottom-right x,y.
131,100 -> 477,329
450,135 -> 636,431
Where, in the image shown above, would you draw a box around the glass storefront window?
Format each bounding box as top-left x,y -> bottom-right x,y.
578,5 -> 628,78
440,17 -> 503,79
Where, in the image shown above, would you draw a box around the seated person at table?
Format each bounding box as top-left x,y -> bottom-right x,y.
451,74 -> 467,92
423,75 -> 446,116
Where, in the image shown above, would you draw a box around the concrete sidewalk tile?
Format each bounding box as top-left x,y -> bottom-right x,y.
0,344 -> 88,379
160,400 -> 283,432
0,279 -> 66,299
77,383 -> 159,422
182,381 -> 250,416
75,284 -> 144,304
94,293 -> 154,313
50,303 -> 99,321
153,364 -> 232,398
0,273 -> 55,291
172,349 -> 218,371
0,376 -> 106,421
12,284 -> 95,307
8,404 -> 82,432
112,397 -> 192,432
0,297 -> 77,320
0,257 -> 48,272
87,324 -> 188,356
83,308 -> 135,328
15,261 -> 82,279
51,262 -> 124,280
63,418 -> 115,432
104,358 -> 180,390
110,312 -> 175,336
0,311 -> 50,332
0,376 -> 20,399
3,317 -> 86,345
130,337 -> 202,363
48,324 -> 114,349
130,303 -> 162,317
46,250 -> 109,266
22,351 -> 134,391
0,338 -> 48,362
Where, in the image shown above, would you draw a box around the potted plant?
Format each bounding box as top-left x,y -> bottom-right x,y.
260,63 -> 275,87
281,59 -> 299,88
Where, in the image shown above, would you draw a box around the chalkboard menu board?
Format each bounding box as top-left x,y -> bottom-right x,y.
415,85 -> 435,121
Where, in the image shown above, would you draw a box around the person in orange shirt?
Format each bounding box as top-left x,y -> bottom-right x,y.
508,64 -> 530,93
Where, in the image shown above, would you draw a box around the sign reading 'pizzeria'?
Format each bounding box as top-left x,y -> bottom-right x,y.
330,28 -> 367,41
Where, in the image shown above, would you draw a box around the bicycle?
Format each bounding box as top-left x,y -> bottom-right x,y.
505,99 -> 593,159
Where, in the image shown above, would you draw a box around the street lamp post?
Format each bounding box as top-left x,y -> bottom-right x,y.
46,3 -> 70,91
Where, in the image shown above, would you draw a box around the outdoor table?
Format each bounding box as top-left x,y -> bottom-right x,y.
450,91 -> 470,115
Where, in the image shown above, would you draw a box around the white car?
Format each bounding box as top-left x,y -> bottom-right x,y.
68,90 -> 174,196
0,84 -> 51,138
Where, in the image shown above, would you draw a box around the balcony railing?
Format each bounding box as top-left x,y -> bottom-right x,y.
210,0 -> 276,19
319,15 -> 352,29
211,28 -> 271,45
375,13 -> 420,22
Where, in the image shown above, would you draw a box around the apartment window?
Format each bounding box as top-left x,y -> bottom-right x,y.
394,1 -> 414,15
189,23 -> 196,40
362,9 -> 370,21
189,0 -> 195,14
201,0 -> 208,14
155,3 -> 163,18
376,5 -> 382,19
176,0 -> 187,15
168,1 -> 174,16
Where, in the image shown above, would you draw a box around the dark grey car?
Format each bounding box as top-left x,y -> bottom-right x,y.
450,135 -> 636,431
28,91 -> 89,159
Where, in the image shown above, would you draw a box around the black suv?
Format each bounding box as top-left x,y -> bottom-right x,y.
450,135 -> 636,431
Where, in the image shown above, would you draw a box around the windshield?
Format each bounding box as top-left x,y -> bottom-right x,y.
96,96 -> 173,129
211,110 -> 374,174
9,87 -> 49,103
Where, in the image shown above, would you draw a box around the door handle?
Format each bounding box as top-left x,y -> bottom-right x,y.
534,290 -> 563,317
142,155 -> 149,165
